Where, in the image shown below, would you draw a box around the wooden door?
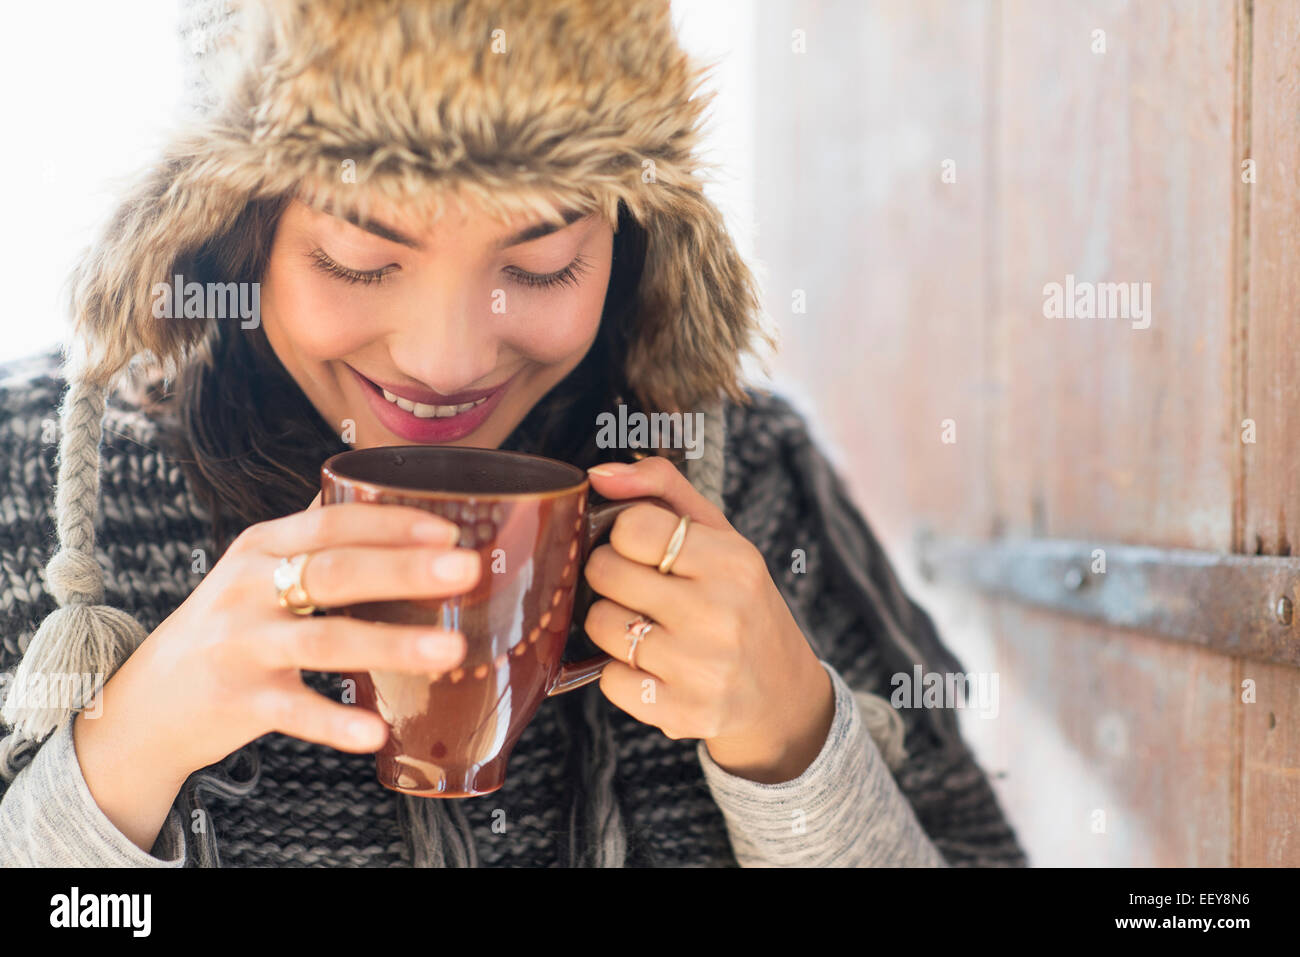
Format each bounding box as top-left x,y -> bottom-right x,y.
751,0 -> 1297,865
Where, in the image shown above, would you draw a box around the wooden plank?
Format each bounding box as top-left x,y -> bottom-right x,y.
990,0 -> 1240,864
1239,0 -> 1300,866
1239,661 -> 1300,864
752,0 -> 994,557
1242,0 -> 1300,557
993,0 -> 1237,552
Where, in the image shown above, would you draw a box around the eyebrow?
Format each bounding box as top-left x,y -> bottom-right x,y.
333,206 -> 587,251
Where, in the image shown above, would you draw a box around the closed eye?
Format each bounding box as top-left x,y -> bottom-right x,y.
309,248 -> 396,285
308,248 -> 592,290
505,254 -> 591,290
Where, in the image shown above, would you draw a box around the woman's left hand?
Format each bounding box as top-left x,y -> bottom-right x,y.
583,456 -> 836,784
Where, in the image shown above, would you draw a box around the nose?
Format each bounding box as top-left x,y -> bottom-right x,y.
385,288 -> 501,396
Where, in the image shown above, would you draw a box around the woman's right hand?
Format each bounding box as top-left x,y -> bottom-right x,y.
72,500 -> 480,851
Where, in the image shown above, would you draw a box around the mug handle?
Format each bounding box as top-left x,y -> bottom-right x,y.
546,494 -> 675,696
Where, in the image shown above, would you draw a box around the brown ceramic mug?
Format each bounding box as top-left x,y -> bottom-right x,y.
320,445 -> 668,798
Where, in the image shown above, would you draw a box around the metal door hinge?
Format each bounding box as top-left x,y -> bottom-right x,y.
915,533 -> 1300,668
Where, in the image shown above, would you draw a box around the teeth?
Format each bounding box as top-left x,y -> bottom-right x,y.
380,388 -> 488,418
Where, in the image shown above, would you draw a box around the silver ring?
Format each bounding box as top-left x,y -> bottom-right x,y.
624,614 -> 654,669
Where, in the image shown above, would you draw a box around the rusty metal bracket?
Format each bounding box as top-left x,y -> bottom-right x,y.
914,533 -> 1300,668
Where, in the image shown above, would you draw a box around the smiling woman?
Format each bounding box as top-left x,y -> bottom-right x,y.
0,0 -> 1025,871
146,189 -> 647,549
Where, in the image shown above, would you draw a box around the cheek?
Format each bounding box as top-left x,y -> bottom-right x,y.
263,254 -> 378,359
501,278 -> 609,363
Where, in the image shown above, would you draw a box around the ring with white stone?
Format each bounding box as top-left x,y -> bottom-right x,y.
274,552 -> 317,616
624,614 -> 654,669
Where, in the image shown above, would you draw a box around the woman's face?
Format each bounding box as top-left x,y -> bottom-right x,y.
260,192 -> 615,450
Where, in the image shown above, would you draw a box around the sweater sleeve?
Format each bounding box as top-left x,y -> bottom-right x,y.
696,659 -> 946,866
0,718 -> 188,867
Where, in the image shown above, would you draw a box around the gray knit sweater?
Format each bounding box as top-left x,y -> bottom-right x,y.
0,349 -> 1027,866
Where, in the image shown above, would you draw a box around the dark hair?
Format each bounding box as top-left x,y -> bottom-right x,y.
144,191 -> 663,867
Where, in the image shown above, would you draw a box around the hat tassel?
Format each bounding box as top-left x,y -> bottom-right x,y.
0,379 -> 148,745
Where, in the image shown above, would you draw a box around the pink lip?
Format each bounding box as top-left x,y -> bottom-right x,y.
347,365 -> 515,443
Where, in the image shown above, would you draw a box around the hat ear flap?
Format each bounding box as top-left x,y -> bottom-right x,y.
625,188 -> 771,414
67,132 -> 255,388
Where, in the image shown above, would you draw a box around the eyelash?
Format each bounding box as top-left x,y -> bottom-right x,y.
309,248 -> 394,286
308,248 -> 591,290
506,254 -> 591,290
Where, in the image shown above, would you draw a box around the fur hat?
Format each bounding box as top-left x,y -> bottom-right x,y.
2,0 -> 771,742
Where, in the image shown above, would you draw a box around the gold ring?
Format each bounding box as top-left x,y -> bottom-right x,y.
656,514 -> 691,574
625,614 -> 654,669
274,553 -> 318,616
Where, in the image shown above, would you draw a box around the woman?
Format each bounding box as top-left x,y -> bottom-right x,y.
0,0 -> 1025,867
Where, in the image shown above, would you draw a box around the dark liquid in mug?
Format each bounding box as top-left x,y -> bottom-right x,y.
335,447 -> 581,495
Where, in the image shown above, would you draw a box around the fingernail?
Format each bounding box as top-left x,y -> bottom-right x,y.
413,520 -> 458,545
417,633 -> 461,659
432,550 -> 478,580
588,462 -> 633,476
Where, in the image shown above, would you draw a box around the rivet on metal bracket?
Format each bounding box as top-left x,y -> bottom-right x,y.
1274,595 -> 1292,626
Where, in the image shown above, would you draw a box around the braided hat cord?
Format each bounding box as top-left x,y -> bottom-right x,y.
0,379 -> 148,755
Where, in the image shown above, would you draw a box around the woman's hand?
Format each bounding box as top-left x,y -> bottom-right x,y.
72,497 -> 480,851
583,457 -> 835,784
